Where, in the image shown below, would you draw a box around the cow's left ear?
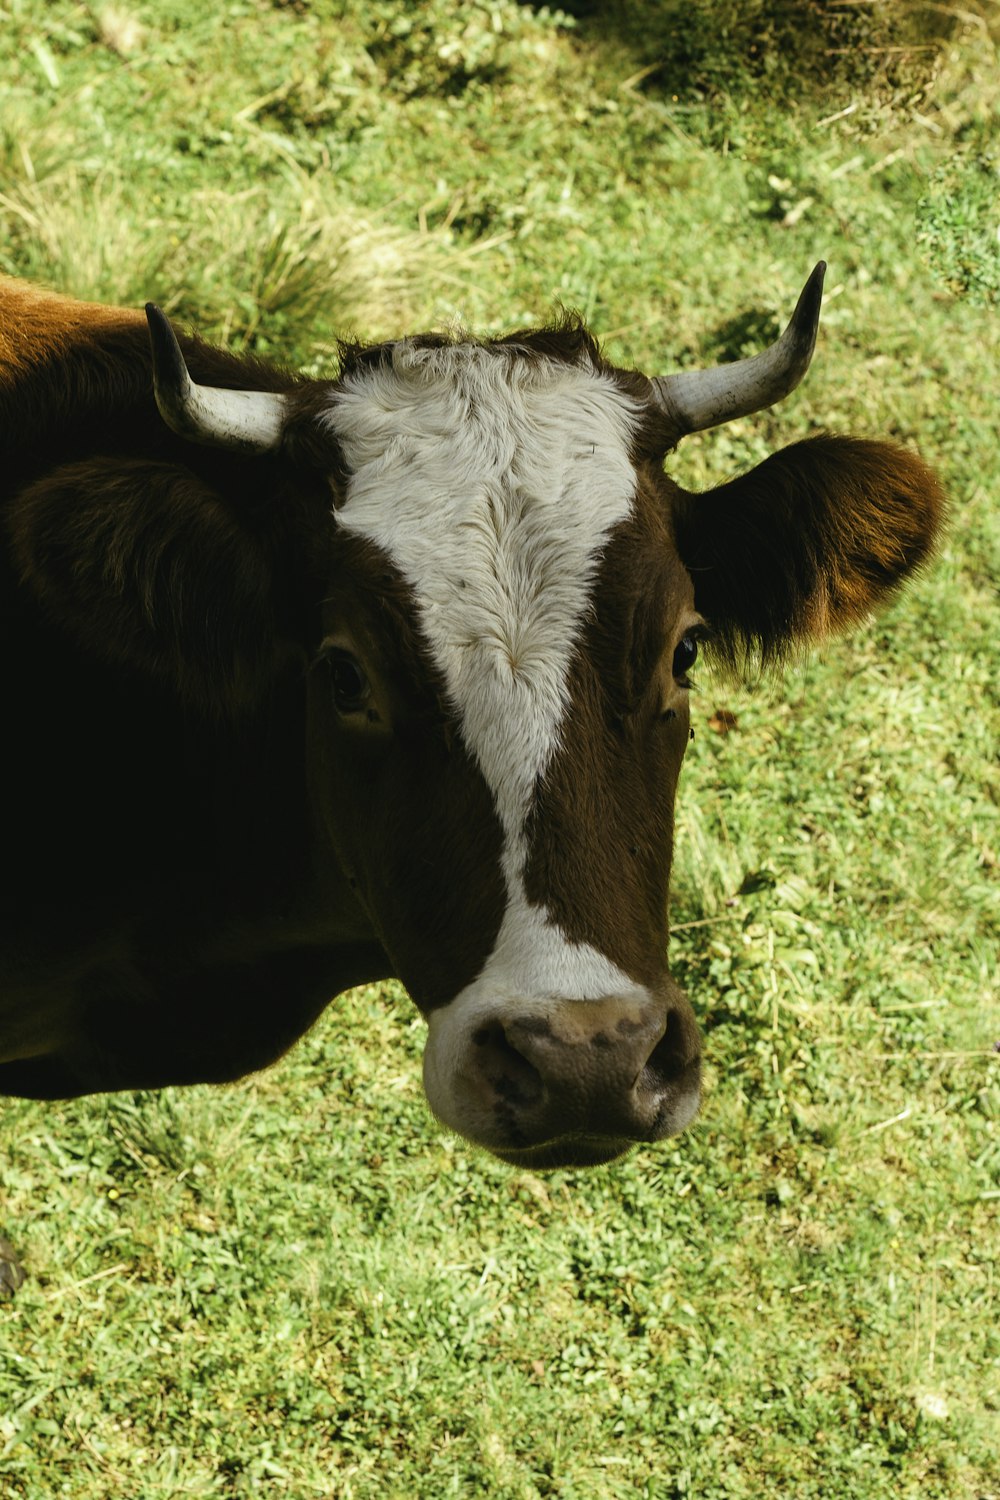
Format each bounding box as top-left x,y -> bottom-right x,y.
671,435 -> 945,665
8,454 -> 303,710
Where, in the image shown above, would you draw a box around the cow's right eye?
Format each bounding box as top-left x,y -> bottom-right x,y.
327,652 -> 370,713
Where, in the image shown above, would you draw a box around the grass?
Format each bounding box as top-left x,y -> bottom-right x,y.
1,1 -> 998,1496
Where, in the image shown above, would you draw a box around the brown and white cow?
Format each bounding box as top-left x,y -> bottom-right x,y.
0,265 -> 942,1172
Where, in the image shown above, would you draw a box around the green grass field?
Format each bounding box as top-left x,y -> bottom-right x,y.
1,2 -> 998,1496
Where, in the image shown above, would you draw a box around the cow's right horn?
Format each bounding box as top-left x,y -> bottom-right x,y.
146,304 -> 289,454
649,261 -> 826,438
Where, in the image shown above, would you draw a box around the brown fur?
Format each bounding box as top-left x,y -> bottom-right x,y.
9,457 -> 292,707
307,529 -> 507,1003
0,277 -> 144,376
523,496 -> 692,983
335,312 -> 606,385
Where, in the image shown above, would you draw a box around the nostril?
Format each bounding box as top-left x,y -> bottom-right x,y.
640,1008 -> 699,1089
472,1022 -> 545,1107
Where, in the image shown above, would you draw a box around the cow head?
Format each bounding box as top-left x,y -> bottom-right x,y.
301,331 -> 705,1168
139,264 -> 942,1166
13,267 -> 940,1164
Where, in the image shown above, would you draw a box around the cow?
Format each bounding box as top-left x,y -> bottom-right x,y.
0,264 -> 942,1186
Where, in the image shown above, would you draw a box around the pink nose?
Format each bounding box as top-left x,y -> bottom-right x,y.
464,992 -> 701,1164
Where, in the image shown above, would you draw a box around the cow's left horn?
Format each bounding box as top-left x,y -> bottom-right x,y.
649,261 -> 826,437
145,304 -> 289,453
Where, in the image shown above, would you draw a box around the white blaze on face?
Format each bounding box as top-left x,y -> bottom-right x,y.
324,340 -> 651,1089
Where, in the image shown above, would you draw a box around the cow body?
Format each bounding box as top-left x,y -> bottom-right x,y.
0,273 -> 942,1169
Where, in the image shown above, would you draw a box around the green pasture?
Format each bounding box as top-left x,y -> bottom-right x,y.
1,2 -> 998,1496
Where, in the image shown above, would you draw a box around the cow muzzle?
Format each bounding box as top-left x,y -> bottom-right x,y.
422,985 -> 701,1169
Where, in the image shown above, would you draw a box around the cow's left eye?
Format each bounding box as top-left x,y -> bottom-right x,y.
672,634 -> 699,681
327,652 -> 370,713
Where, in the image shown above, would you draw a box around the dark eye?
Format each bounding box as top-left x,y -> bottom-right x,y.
672,634 -> 699,681
327,651 -> 370,713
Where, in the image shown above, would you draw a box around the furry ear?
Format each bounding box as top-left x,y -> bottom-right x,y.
8,455 -> 293,709
672,435 -> 944,667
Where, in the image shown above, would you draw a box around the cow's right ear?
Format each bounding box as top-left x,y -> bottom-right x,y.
8,455 -> 295,710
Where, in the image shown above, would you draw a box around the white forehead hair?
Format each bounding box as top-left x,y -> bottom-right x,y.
323,337 -> 640,855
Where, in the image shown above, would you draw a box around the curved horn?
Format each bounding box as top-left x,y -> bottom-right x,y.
145,304 -> 289,453
649,262 -> 826,437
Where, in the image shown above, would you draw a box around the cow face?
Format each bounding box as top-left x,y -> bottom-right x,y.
304,338 -> 703,1166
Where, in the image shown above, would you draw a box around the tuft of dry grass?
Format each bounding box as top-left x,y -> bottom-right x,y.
0,164 -> 496,353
